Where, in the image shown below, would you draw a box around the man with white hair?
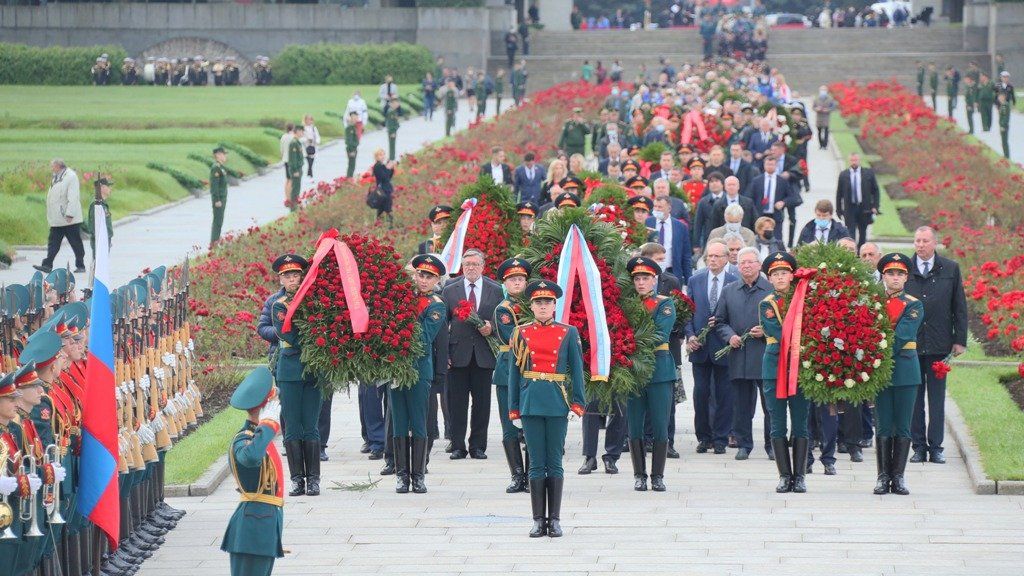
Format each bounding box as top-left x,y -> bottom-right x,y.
35,159 -> 85,273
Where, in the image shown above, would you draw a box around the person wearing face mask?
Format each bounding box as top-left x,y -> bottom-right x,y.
753,216 -> 786,261
646,196 -> 692,284
710,175 -> 757,231
707,204 -> 756,247
643,121 -> 669,145
797,200 -> 849,246
596,123 -> 621,161
813,86 -> 837,150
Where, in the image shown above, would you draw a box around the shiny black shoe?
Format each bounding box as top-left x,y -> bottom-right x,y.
823,463 -> 837,476
602,457 -> 618,474
696,441 -> 711,454
578,457 -> 597,475
929,450 -> 946,464
360,442 -> 371,454
837,443 -> 849,454
849,446 -> 864,463
666,445 -> 680,459
909,449 -> 927,463
449,449 -> 468,460
629,440 -> 647,491
368,450 -> 384,461
380,457 -> 396,476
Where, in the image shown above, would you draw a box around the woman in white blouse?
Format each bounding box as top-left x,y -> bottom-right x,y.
303,114 -> 321,177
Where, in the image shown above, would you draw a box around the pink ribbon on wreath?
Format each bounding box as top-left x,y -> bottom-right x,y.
281,228 -> 369,335
638,160 -> 653,179
680,109 -> 709,145
777,267 -> 817,399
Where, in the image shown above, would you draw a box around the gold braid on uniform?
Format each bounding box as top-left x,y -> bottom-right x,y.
511,327 -> 529,372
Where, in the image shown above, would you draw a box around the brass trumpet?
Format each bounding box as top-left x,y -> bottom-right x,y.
44,444 -> 64,525
20,455 -> 43,538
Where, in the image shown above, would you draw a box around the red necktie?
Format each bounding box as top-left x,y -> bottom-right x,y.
469,283 -> 477,309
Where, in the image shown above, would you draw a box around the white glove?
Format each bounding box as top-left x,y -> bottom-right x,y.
0,476 -> 17,496
28,475 -> 42,493
188,338 -> 195,351
139,375 -> 150,390
150,415 -> 164,433
128,380 -> 136,394
175,341 -> 184,353
512,418 -> 522,429
137,424 -> 155,446
163,352 -> 176,367
259,398 -> 282,427
52,464 -> 67,484
115,387 -> 123,403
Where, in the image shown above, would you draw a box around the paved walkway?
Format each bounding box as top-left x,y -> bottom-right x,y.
934,95 -> 1024,166
0,100 -> 486,288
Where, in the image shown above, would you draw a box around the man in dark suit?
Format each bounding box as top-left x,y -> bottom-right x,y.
650,150 -> 676,183
512,152 -> 546,204
690,173 -> 726,256
744,155 -> 799,245
745,118 -> 777,168
714,245 -> 774,460
835,153 -> 879,248
646,195 -> 692,283
684,239 -> 737,454
904,226 -> 969,464
440,249 -> 503,459
703,146 -> 732,182
478,145 -> 513,186
797,199 -> 851,245
727,143 -> 759,192
769,141 -> 805,246
711,175 -> 757,231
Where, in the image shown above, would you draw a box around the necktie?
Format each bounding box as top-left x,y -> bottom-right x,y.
658,221 -> 666,244
469,283 -> 477,309
818,228 -> 826,243
710,275 -> 719,310
922,262 -> 931,276
853,169 -> 860,204
763,177 -> 773,208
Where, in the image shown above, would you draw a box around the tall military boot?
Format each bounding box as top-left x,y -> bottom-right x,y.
650,441 -> 668,492
522,438 -> 531,493
502,439 -> 527,493
791,437 -> 809,493
771,438 -> 792,493
628,439 -> 647,491
528,478 -> 547,538
546,477 -> 564,538
284,440 -> 306,496
394,436 -> 410,494
873,436 -> 893,495
303,440 -> 321,496
410,437 -> 428,494
890,437 -> 912,495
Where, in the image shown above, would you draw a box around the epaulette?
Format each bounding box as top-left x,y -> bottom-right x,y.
431,295 -> 443,304
904,294 -> 918,302
762,293 -> 776,303
276,295 -> 288,304
656,295 -> 668,301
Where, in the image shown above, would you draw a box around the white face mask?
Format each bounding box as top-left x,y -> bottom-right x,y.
652,210 -> 665,220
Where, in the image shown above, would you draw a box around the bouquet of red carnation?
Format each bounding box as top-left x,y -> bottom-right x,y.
669,289 -> 695,333
443,179 -> 521,273
454,299 -> 500,355
931,353 -> 954,379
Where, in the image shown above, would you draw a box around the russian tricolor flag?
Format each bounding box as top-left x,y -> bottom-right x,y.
79,205 -> 120,548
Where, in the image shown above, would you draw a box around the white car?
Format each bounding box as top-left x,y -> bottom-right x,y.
766,13 -> 812,27
870,1 -> 912,19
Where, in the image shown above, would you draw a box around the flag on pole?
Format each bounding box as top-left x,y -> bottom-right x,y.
78,205 -> 120,548
439,197 -> 478,275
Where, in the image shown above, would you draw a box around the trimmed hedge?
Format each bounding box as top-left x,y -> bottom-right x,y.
272,43 -> 433,85
0,43 -> 127,85
417,0 -> 484,6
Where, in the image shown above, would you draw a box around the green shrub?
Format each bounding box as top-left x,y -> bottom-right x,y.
273,43 -> 433,85
187,153 -> 244,178
146,162 -> 204,192
0,43 -> 127,85
218,142 -> 269,168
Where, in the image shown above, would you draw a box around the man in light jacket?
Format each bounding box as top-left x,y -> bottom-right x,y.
35,159 -> 85,273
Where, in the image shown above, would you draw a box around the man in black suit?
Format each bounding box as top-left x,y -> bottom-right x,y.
745,117 -> 777,168
744,154 -> 799,245
727,143 -> 759,192
479,145 -> 513,186
710,175 -> 757,231
441,249 -> 503,459
797,199 -> 851,245
904,226 -> 969,464
650,150 -> 676,183
512,152 -> 546,204
690,173 -> 726,257
835,153 -> 880,248
769,141 -> 805,247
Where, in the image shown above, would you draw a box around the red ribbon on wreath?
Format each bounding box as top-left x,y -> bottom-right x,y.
281,228 -> 369,335
777,267 -> 817,399
680,109 -> 709,146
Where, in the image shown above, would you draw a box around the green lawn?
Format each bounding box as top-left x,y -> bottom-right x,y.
0,85 -> 403,246
164,407 -> 245,486
947,365 -> 1024,481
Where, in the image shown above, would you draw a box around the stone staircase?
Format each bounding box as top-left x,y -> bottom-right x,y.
490,26 -> 990,94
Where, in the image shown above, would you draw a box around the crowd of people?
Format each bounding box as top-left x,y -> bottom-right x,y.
91,53 -> 271,86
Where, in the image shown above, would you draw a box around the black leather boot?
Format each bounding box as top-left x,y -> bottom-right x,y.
411,437 -> 428,494
546,477 -> 564,538
304,440 -> 321,496
890,437 -> 912,495
628,439 -> 647,491
528,478 -> 547,537
394,436 -> 410,494
284,440 -> 306,497
791,437 -> 809,493
502,439 -> 527,493
772,438 -> 792,493
873,436 -> 892,495
650,441 -> 668,492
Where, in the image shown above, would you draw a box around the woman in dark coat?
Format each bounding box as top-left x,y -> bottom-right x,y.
372,148 -> 396,226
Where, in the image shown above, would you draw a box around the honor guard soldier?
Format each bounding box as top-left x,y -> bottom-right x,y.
553,191 -> 581,211
391,255 -> 447,494
759,251 -> 810,494
210,147 -> 229,245
625,257 -> 676,492
493,258 -> 532,494
345,111 -> 361,178
628,195 -> 654,227
558,176 -> 583,195
121,58 -> 138,85
189,56 -> 207,86
508,280 -> 585,538
287,126 -> 304,211
418,205 -> 452,255
154,57 -> 169,86
172,58 -> 188,86
220,367 -> 284,576
1,372 -> 41,576
625,175 -> 650,197
516,201 -> 538,240
270,254 -> 323,497
91,55 -> 110,86
622,159 -> 641,182
873,253 -> 924,496
997,91 -> 1011,159
977,72 -> 995,131
212,58 -> 225,86
511,60 -> 528,107
254,56 -> 273,86
558,107 -> 591,158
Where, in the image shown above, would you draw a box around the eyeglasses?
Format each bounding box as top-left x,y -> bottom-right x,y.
462,261 -> 483,268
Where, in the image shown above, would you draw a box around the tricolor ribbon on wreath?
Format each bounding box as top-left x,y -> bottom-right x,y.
680,108 -> 709,145
776,267 -> 817,399
439,197 -> 478,275
554,224 -> 610,382
281,228 -> 369,335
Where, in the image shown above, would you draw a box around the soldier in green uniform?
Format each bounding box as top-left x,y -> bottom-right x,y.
624,257 -> 676,493
872,253 -> 925,496
998,91 -> 1011,159
915,61 -> 925,98
385,96 -> 402,161
210,147 -> 229,245
928,63 -> 939,111
759,251 -> 810,494
271,254 -> 323,497
963,75 -> 977,134
345,111 -> 360,179
978,72 -> 996,131
507,280 -> 585,538
944,66 -> 959,119
493,258 -> 531,494
220,367 -> 284,576
511,60 -> 527,107
390,255 -> 447,495
558,107 -> 591,157
443,80 -> 458,137
85,176 -> 114,258
287,126 -> 304,212
493,68 -> 506,115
